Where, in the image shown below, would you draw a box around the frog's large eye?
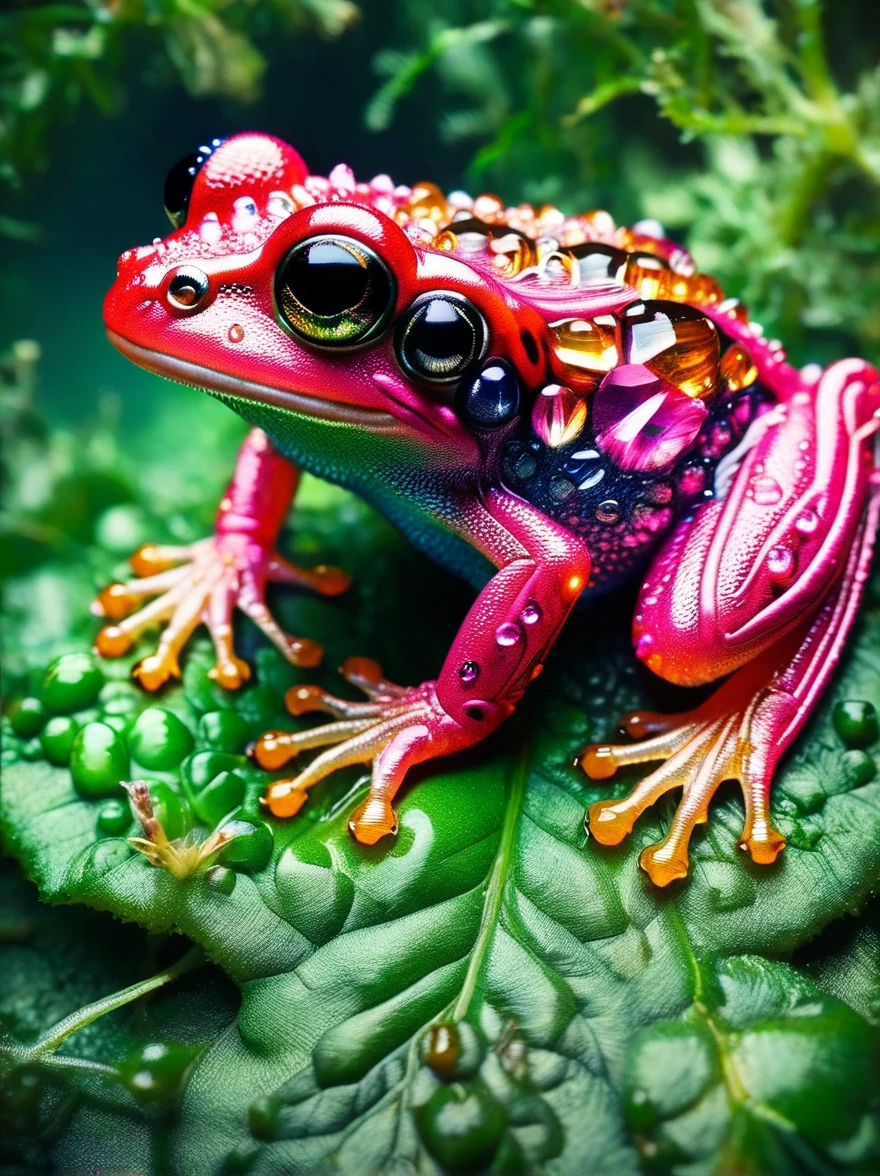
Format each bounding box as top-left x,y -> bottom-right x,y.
396,293 -> 487,384
274,235 -> 395,348
163,138 -> 225,229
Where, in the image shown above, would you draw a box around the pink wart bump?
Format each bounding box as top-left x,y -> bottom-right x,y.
593,363 -> 708,473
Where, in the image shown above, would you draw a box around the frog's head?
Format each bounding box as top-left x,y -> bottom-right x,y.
106,131 -> 753,519
103,132 -> 564,485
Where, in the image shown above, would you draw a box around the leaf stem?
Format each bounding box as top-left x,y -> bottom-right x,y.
452,746 -> 528,1022
31,944 -> 205,1057
36,1053 -> 123,1080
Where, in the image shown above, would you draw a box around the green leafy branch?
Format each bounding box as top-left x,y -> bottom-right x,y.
0,0 -> 360,234
367,0 -> 880,363
0,943 -> 205,1086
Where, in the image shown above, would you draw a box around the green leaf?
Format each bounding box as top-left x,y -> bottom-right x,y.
0,859 -> 239,1172
624,956 -> 880,1175
3,486 -> 880,1174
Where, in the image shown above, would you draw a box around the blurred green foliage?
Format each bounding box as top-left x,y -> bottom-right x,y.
4,0 -> 880,364
368,0 -> 880,364
0,0 -> 358,238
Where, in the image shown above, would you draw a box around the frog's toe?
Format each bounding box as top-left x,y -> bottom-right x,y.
582,705 -> 785,886
256,660 -> 439,840
93,528 -> 349,689
94,580 -> 189,663
267,552 -> 351,597
236,595 -> 323,670
348,796 -> 398,844
258,710 -> 417,822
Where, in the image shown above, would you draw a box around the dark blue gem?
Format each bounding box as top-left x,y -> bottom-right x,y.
457,360 -> 520,428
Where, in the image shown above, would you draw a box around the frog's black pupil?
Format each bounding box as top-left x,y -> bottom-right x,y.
168,274 -> 201,304
285,243 -> 369,316
410,300 -> 473,363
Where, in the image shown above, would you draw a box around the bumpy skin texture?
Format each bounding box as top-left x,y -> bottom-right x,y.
101,132 -> 880,882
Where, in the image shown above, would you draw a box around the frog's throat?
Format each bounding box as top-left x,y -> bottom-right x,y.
106,330 -> 398,431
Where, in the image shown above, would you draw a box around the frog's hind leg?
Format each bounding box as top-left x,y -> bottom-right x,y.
582,359 -> 879,883
583,483 -> 880,885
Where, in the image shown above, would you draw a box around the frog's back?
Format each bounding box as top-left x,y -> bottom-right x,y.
184,149 -> 784,595
387,182 -> 779,594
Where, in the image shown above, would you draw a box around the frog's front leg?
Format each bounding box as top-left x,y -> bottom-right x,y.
583,359 -> 880,885
92,428 -> 349,690
257,488 -> 590,844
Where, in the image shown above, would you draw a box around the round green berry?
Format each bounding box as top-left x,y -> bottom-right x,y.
8,697 -> 46,738
204,864 -> 237,895
129,708 -> 194,770
832,700 -> 879,749
186,750 -> 248,791
197,710 -> 250,753
218,817 -> 274,873
843,750 -> 877,788
148,781 -> 188,841
97,798 -> 131,836
40,715 -> 79,766
190,770 -> 246,827
119,1041 -> 199,1103
19,737 -> 44,761
70,722 -> 129,798
41,653 -> 103,715
414,1080 -> 505,1173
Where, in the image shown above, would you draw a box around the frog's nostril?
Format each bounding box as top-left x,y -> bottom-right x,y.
166,266 -> 210,312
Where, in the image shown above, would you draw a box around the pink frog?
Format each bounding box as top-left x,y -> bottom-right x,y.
99,133 -> 880,885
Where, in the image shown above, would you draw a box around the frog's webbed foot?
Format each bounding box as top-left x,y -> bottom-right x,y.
581,693 -> 786,887
255,658 -> 454,845
92,537 -> 349,692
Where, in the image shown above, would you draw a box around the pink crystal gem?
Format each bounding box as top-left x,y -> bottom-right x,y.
593,364 -> 707,472
531,384 -> 588,448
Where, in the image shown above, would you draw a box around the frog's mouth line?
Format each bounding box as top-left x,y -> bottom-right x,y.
106,331 -> 399,430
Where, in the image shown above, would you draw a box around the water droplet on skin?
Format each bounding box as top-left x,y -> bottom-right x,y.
458,660 -> 480,684
578,468 -> 605,491
228,324 -> 244,343
796,508 -> 819,534
593,364 -> 707,472
232,196 -> 259,235
199,214 -> 223,245
496,623 -> 522,647
595,499 -> 621,524
767,546 -> 795,579
550,476 -> 575,501
521,602 -> 541,625
751,475 -> 782,505
532,384 -> 587,448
